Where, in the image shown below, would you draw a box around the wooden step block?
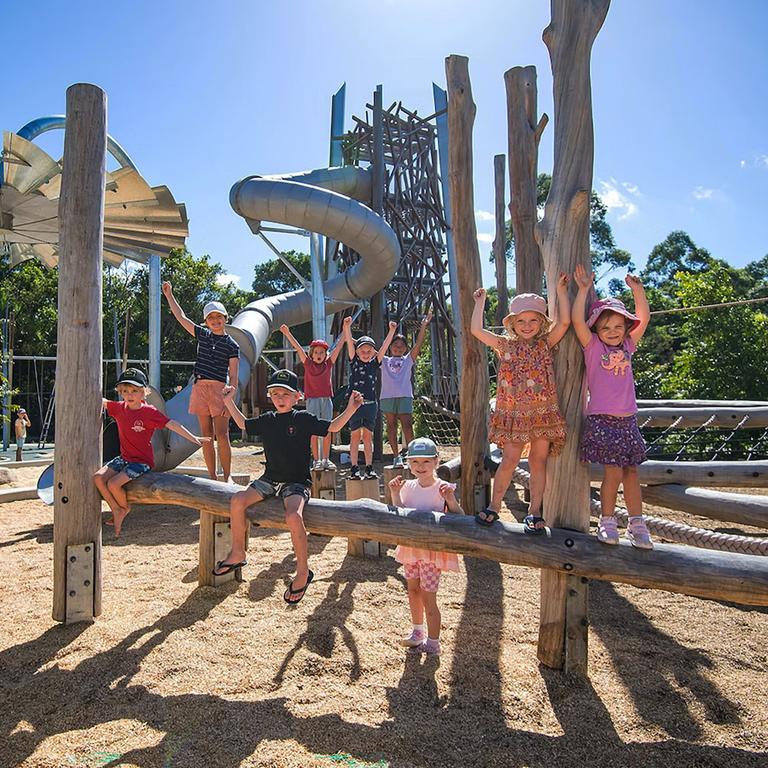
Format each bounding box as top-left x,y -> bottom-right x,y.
382,465 -> 413,505
345,476 -> 382,557
311,468 -> 338,500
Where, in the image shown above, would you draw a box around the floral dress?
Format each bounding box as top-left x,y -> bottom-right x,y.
489,335 -> 567,454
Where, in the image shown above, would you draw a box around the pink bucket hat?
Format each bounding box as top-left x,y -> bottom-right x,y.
586,298 -> 641,332
503,293 -> 552,331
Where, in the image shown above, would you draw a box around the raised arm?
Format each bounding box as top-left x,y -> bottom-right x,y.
572,265 -> 594,348
547,273 -> 572,348
439,481 -> 464,514
162,282 -> 196,337
626,274 -> 651,344
328,390 -> 364,433
470,288 -> 502,349
410,311 -> 433,360
280,324 -> 308,364
328,333 -> 345,364
377,321 -> 398,363
342,316 -> 356,360
166,420 -> 210,447
222,385 -> 246,430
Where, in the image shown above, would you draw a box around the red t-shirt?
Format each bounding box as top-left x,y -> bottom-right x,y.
106,400 -> 170,468
302,359 -> 333,398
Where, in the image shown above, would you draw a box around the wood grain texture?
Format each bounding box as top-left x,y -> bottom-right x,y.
445,54 -> 490,515
53,84 -> 107,623
492,154 -> 509,324
123,472 -> 768,606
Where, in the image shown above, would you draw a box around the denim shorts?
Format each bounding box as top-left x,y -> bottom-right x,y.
349,401 -> 378,431
380,396 -> 413,415
106,456 -> 152,479
249,477 -> 311,502
306,397 -> 333,421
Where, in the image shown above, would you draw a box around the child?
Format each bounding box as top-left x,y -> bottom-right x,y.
162,282 -> 240,482
280,323 -> 345,470
389,437 -> 462,656
93,368 -> 208,537
572,265 -> 653,549
471,277 -> 571,533
218,369 -> 364,603
14,408 -> 31,462
381,312 -> 433,467
342,315 -> 397,479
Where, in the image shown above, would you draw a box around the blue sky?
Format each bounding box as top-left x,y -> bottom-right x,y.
4,0 -> 767,292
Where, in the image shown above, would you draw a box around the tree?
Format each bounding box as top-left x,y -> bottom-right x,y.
641,231 -> 713,289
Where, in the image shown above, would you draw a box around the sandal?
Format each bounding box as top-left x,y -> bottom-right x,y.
283,570 -> 314,604
626,516 -> 653,550
212,559 -> 247,576
475,507 -> 499,526
523,514 -> 546,535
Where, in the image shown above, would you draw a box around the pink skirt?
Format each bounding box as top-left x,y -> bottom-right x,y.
394,544 -> 460,572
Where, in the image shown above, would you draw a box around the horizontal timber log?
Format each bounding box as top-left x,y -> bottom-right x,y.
636,407 -> 768,428
637,400 -> 768,409
124,473 -> 768,606
438,457 -> 768,488
642,485 -> 768,530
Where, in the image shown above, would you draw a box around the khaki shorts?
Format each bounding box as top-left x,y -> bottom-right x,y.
189,379 -> 228,418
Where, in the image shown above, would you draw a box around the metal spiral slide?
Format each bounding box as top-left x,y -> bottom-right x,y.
154,166 -> 401,470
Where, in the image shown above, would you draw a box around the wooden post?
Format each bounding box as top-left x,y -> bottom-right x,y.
311,467 -> 337,500
52,84 -> 107,623
535,0 -> 611,675
445,54 -> 490,517
504,65 -> 548,295
492,154 -> 509,325
345,477 -> 381,557
382,464 -> 413,504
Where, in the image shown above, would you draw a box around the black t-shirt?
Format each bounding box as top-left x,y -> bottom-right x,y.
193,325 -> 240,382
245,409 -> 330,485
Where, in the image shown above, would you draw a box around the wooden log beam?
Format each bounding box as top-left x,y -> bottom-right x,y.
642,485 -> 768,529
439,456 -> 768,488
492,154 -> 509,324
637,399 -> 768,409
53,84 -> 106,623
123,473 -> 768,606
637,407 -> 768,429
504,64 -> 546,295
445,54 -> 490,514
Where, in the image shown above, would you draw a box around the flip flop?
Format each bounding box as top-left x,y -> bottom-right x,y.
212,559 -> 247,576
283,570 -> 314,604
475,507 -> 499,527
523,514 -> 546,535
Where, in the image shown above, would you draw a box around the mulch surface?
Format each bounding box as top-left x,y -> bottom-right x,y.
0,446 -> 766,767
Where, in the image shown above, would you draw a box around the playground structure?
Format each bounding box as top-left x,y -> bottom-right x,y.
4,0 -> 768,681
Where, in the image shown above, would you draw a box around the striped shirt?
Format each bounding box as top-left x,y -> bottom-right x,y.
193,325 -> 240,383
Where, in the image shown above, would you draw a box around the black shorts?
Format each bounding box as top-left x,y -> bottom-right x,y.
249,478 -> 311,503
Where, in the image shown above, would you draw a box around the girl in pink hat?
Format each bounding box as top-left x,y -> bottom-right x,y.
572,265 -> 653,549
471,278 -> 571,533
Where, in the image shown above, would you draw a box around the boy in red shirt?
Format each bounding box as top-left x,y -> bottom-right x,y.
280,324 -> 345,470
93,368 -> 208,536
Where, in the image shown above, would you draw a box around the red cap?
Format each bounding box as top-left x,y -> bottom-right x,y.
309,339 -> 329,350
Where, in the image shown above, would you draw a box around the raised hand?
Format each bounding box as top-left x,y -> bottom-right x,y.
574,264 -> 594,290
279,323 -> 290,335
388,474 -> 406,493
343,316 -> 352,327
557,272 -> 569,288
161,281 -> 173,298
625,273 -> 643,289
388,320 -> 398,332
421,311 -> 433,325
438,481 -> 457,500
473,287 -> 486,302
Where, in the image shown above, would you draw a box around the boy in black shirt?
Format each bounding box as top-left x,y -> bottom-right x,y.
218,369 -> 363,604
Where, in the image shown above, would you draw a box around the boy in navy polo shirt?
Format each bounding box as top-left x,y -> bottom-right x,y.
218,369 -> 363,604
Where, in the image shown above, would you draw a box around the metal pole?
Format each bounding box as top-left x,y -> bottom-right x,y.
327,83 -> 346,338
433,83 -> 463,385
148,253 -> 161,389
1,313 -> 9,451
310,232 -> 326,341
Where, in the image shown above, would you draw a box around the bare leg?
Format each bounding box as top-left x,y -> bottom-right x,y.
362,429 -> 373,466
321,434 -> 332,463
488,442 -> 525,512
526,438 -> 551,526
401,413 -> 414,447
406,578 -> 424,626
312,435 -> 321,462
197,414 -> 216,479
385,413 -> 399,458
213,414 -> 232,481
105,471 -> 134,536
622,466 -> 643,516
600,465 -> 623,518
93,466 -> 122,518
213,486 -> 263,573
350,427 -> 362,467
421,588 -> 441,641
284,494 -> 310,599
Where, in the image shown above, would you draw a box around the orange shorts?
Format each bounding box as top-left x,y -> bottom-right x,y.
189,379 -> 228,418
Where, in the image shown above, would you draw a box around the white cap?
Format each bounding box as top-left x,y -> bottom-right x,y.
203,301 -> 228,320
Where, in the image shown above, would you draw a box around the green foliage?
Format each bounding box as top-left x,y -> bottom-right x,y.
661,265 -> 768,400
641,231 -> 712,289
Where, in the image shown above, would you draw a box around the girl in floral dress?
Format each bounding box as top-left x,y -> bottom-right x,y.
470,277 -> 571,533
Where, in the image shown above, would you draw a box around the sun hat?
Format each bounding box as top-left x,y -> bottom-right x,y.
405,437 -> 439,458
355,335 -> 377,350
503,293 -> 552,332
309,339 -> 329,350
267,369 -> 300,393
115,368 -> 148,388
203,300 -> 228,320
586,297 -> 640,332
18,408 -> 26,414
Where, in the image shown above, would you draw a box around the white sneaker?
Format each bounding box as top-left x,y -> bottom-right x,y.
596,516 -> 620,545
392,455 -> 404,468
324,458 -> 336,470
311,460 -> 322,471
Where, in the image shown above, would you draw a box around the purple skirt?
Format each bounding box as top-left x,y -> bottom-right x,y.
579,414 -> 647,467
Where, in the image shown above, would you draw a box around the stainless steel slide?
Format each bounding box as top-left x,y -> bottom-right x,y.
153,166 -> 400,470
